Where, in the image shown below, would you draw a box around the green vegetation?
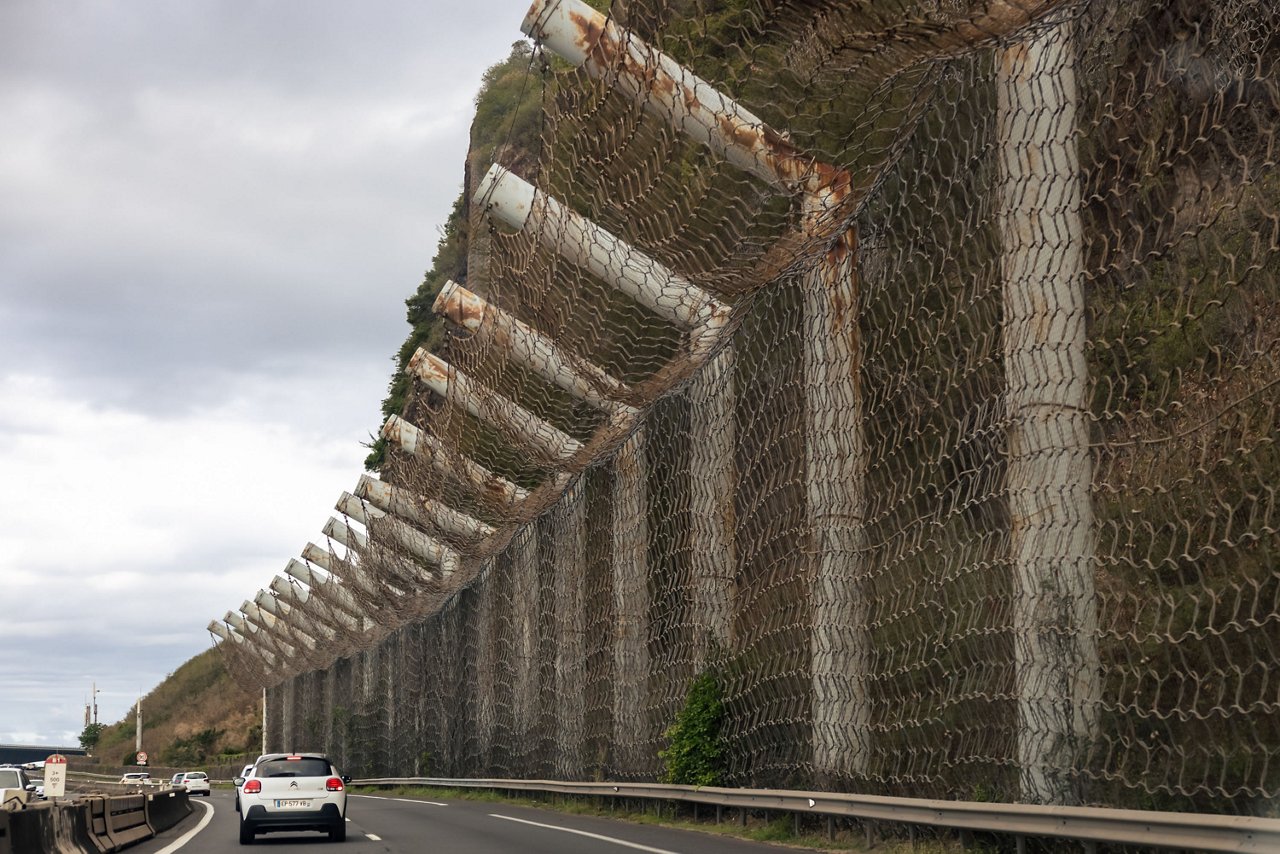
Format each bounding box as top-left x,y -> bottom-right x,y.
78,722 -> 104,753
364,40 -> 545,471
660,671 -> 728,787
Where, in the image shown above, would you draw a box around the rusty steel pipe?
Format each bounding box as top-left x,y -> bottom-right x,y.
434,280 -> 635,416
476,166 -> 729,354
382,415 -> 530,510
522,0 -> 845,199
355,474 -> 493,543
408,349 -> 584,465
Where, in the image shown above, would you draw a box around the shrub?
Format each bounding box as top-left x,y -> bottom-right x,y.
659,671 -> 727,787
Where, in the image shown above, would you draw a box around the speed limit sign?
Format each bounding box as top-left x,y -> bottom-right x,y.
136,751 -> 148,766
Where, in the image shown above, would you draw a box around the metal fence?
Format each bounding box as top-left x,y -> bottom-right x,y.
213,0 -> 1280,817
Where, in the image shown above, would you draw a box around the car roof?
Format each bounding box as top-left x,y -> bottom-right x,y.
254,753 -> 330,763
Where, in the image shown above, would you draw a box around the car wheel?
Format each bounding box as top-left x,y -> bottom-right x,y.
239,822 -> 254,845
329,822 -> 346,843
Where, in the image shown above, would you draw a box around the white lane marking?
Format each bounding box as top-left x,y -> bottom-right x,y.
351,794 -> 448,806
366,833 -> 383,841
489,813 -> 681,854
152,798 -> 214,854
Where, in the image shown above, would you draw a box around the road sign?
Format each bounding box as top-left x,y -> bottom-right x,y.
45,754 -> 67,798
136,751 -> 148,766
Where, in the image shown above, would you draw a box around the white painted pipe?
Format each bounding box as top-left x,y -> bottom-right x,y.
337,491 -> 460,576
408,349 -> 584,464
271,574 -> 359,634
382,415 -> 530,508
286,558 -> 364,618
355,474 -> 494,542
434,280 -> 635,415
477,167 -> 729,352
227,609 -> 298,660
323,517 -> 368,551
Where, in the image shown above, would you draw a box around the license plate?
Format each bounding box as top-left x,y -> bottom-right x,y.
274,799 -> 312,809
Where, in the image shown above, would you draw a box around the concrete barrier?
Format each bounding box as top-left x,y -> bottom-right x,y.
6,801 -> 95,854
0,789 -> 189,854
144,789 -> 190,833
104,794 -> 150,849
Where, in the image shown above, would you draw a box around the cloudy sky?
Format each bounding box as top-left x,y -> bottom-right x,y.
0,0 -> 527,745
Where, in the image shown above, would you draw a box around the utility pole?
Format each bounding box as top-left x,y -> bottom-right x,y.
135,694 -> 142,753
91,682 -> 100,725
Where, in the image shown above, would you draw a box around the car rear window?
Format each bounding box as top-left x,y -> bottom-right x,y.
255,758 -> 331,778
0,770 -> 21,788
188,773 -> 207,779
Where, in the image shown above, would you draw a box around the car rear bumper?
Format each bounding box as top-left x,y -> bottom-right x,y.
241,802 -> 343,834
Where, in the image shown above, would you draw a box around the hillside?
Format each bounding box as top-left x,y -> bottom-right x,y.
92,648 -> 261,769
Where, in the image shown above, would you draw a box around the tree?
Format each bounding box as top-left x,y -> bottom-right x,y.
79,722 -> 104,754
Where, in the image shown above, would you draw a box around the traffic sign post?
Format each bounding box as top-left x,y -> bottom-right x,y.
44,754 -> 67,799
135,751 -> 148,766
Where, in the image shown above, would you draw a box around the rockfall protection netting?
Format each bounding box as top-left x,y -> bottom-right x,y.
224,0 -> 1280,815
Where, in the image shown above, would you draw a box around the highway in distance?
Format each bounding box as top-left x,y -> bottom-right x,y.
134,789 -> 799,853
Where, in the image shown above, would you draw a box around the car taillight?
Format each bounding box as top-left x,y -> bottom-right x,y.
326,777 -> 344,792
243,779 -> 261,794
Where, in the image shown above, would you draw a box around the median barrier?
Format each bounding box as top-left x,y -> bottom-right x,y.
0,808 -> 11,854
104,794 -> 151,849
5,800 -> 95,854
144,789 -> 190,833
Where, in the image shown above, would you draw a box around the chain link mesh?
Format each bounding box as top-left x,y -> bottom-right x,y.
227,0 -> 1279,814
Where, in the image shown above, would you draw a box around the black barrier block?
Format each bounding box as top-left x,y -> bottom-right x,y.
0,809 -> 11,854
144,790 -> 190,834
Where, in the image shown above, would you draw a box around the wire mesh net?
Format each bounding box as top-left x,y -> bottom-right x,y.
225,0 -> 1279,814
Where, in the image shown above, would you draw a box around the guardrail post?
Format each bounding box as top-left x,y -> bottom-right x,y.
997,14 -> 1098,807
612,428 -> 651,775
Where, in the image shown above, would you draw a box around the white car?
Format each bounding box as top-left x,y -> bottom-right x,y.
170,771 -> 210,796
0,767 -> 37,807
235,753 -> 349,844
119,772 -> 152,786
234,763 -> 255,813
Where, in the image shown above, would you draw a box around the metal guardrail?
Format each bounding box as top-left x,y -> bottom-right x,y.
353,777 -> 1280,853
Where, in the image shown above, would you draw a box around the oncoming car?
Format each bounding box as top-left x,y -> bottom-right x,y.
170,771 -> 210,795
235,753 -> 349,844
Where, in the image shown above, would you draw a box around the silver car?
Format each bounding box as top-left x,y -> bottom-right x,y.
235,753 -> 349,844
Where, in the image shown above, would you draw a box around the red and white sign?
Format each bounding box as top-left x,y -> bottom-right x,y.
135,751 -> 148,766
44,754 -> 67,798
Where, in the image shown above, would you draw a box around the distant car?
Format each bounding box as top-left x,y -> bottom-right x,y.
235,753 -> 349,844
170,771 -> 210,796
119,772 -> 151,785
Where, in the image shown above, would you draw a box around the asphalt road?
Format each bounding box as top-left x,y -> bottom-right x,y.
132,789 -> 799,853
